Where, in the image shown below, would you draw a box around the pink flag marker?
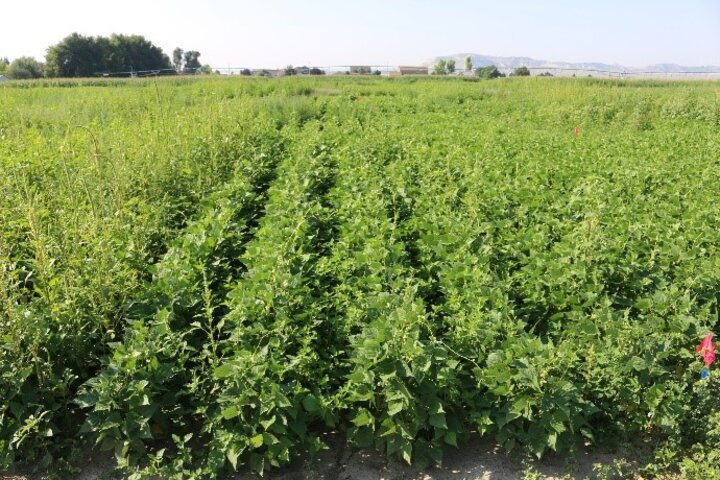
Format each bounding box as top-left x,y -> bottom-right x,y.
696,333 -> 716,367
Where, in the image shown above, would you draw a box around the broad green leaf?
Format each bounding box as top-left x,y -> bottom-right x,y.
352,410 -> 374,427
387,401 -> 404,416
429,413 -> 447,430
302,394 -> 320,413
250,434 -> 264,448
226,446 -> 240,469
221,406 -> 240,420
213,363 -> 234,379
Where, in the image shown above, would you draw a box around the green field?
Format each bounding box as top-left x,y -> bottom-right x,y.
1,76 -> 719,478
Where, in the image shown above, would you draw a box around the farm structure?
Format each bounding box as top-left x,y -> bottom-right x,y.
392,65 -> 429,75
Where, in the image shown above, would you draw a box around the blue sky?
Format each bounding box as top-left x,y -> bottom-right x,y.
2,0 -> 719,68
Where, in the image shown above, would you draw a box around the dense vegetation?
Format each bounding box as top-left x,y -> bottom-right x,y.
44,33 -> 172,77
1,76 -> 719,479
3,33 -> 207,79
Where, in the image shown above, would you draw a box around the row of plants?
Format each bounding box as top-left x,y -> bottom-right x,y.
0,80 -> 299,468
79,122 -> 339,477
1,76 -> 719,478
397,111 -> 720,469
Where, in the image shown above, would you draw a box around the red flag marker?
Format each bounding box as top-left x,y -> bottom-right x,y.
696,333 -> 716,367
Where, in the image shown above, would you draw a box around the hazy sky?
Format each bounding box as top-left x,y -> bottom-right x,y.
2,1 -> 719,68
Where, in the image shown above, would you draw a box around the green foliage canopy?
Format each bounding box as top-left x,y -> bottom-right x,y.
45,33 -> 172,77
172,47 -> 184,72
446,59 -> 456,73
2,76 -> 720,478
434,59 -> 457,75
433,59 -> 447,75
475,65 -> 505,79
182,50 -> 202,73
6,57 -> 43,79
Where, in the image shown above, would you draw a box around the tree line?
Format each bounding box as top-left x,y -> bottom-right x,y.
0,33 -> 211,79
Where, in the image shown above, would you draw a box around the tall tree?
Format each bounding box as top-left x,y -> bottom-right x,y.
6,57 -> 44,79
465,56 -> 472,72
475,65 -> 504,79
433,59 -> 447,75
446,59 -> 456,74
172,48 -> 184,72
182,51 -> 201,73
105,34 -> 171,73
512,66 -> 531,77
45,33 -> 103,77
45,33 -> 171,77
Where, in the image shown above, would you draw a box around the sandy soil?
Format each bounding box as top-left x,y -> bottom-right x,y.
253,434 -> 626,480
2,435 -> 629,480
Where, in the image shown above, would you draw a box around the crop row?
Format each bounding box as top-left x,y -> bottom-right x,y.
0,108 -> 291,467
2,77 -> 720,478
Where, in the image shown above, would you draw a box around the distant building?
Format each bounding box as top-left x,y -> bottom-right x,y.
350,66 -> 372,75
392,66 -> 429,76
252,69 -> 282,77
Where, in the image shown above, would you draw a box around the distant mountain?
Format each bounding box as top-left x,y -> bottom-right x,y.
428,54 -> 720,76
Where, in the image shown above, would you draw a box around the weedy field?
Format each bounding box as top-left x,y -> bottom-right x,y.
1,76 -> 719,479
